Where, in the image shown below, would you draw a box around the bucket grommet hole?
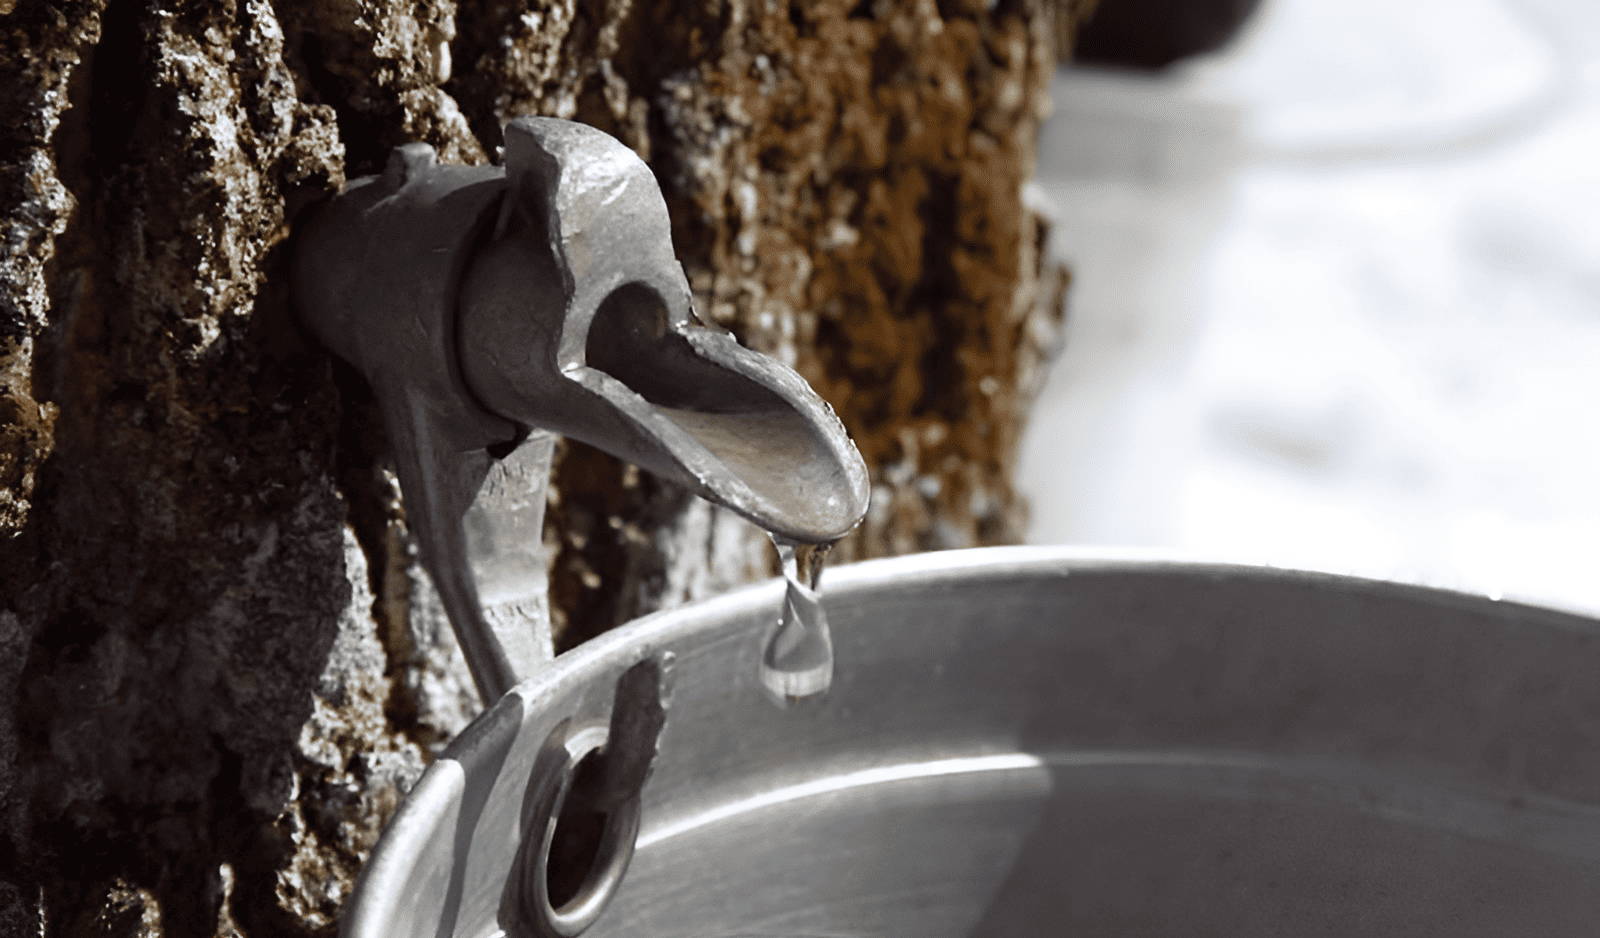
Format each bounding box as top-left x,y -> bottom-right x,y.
523,725 -> 642,938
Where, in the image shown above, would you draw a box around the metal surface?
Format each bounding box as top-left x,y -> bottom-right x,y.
292,118 -> 870,702
345,547 -> 1600,936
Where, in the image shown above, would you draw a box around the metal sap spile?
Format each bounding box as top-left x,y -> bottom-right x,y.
291,118 -> 868,937
292,118 -> 869,703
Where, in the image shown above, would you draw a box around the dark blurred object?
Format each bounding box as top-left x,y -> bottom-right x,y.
1075,0 -> 1263,70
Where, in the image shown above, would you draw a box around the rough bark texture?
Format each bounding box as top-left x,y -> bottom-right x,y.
0,0 -> 1094,934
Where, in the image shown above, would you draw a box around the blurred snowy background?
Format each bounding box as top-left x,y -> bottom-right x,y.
1019,0 -> 1600,612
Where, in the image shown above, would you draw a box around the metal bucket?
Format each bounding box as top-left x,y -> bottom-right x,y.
347,547 -> 1600,937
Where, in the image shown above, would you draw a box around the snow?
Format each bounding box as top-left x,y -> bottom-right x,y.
1019,0 -> 1600,613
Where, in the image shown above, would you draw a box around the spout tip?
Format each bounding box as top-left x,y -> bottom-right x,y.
569,298 -> 869,543
465,116 -> 872,543
571,359 -> 870,544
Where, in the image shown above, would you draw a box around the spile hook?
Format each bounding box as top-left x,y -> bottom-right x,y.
292,118 -> 869,703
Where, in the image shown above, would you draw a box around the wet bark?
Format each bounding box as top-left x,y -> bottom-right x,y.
0,0 -> 1095,933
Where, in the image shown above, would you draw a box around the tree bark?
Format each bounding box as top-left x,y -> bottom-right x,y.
0,0 -> 1095,933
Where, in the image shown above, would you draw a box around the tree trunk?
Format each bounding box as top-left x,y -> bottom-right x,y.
0,0 -> 1094,933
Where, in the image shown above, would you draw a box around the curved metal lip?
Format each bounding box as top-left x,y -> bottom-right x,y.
572,544 -> 1588,658
344,546 -> 1600,937
803,544 -> 1600,622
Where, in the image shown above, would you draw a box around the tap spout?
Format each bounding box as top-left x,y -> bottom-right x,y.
292,119 -> 868,703
457,118 -> 870,545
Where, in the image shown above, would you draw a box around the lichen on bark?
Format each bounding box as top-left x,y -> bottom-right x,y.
0,0 -> 1094,934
